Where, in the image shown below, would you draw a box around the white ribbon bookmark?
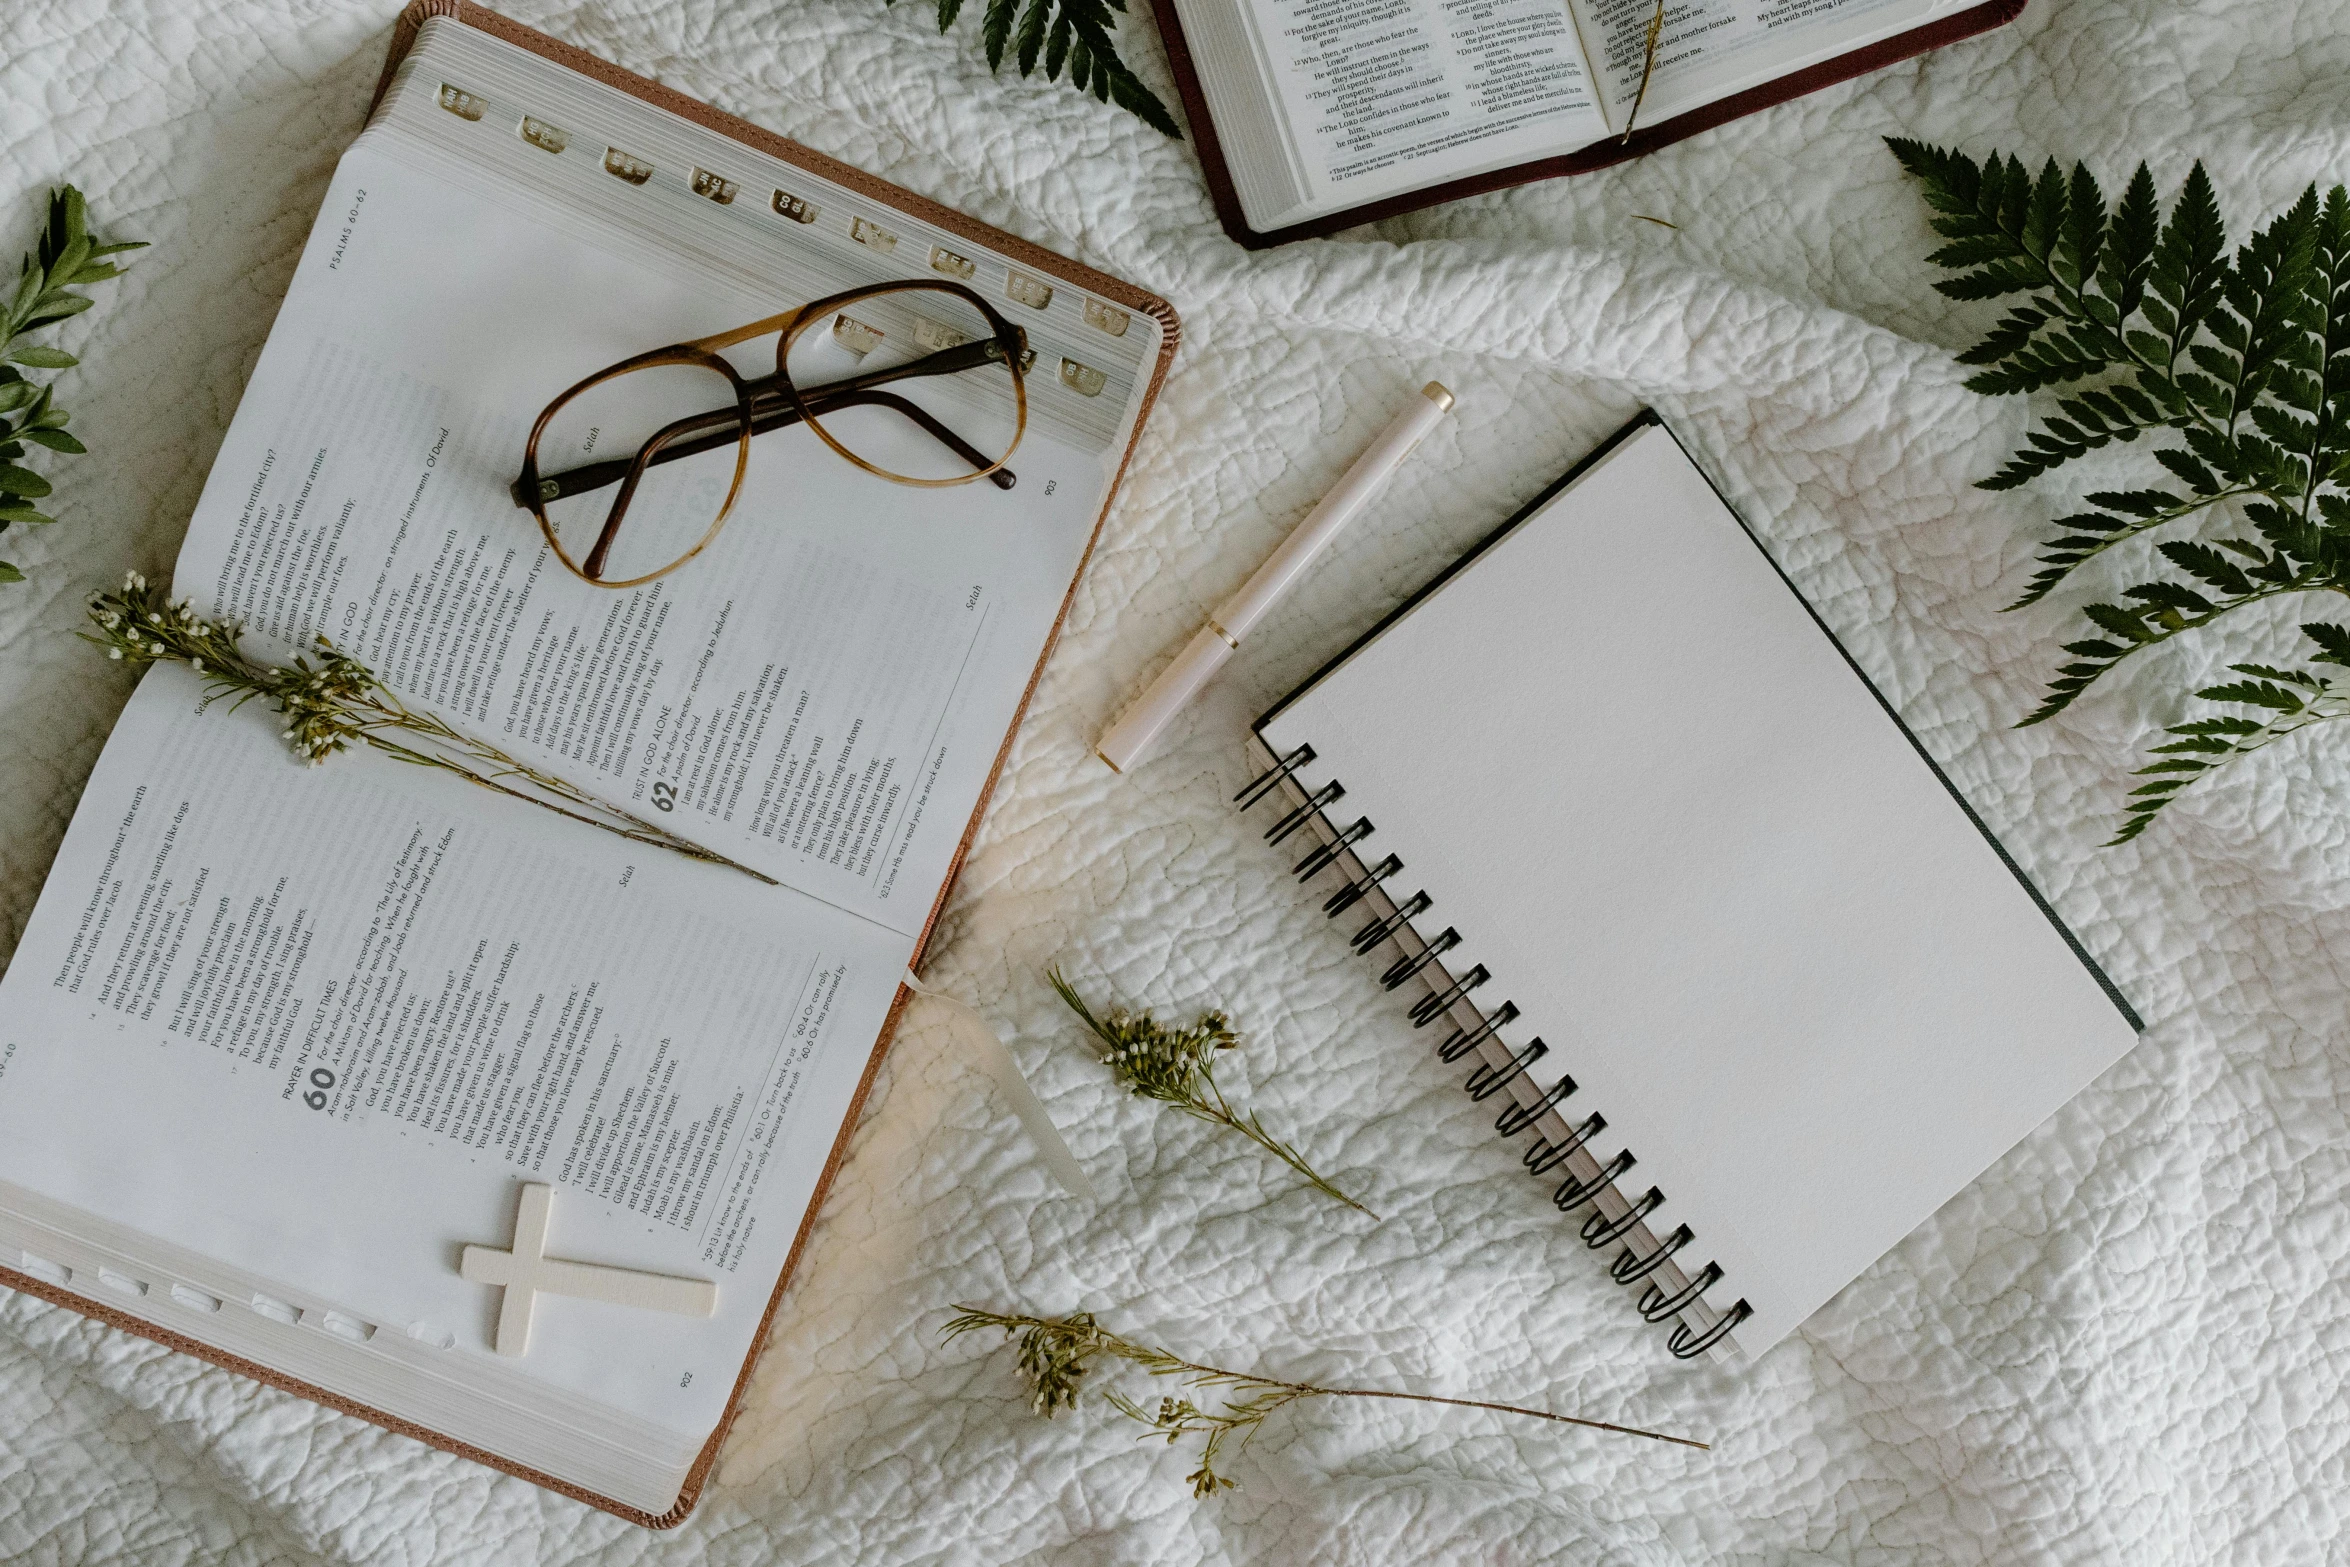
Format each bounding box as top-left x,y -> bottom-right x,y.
902,969 -> 1097,1202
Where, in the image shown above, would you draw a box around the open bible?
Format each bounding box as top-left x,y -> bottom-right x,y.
1155,0 -> 2023,243
0,2 -> 1171,1527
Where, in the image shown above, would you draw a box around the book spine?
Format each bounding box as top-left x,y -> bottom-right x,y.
1237,737 -> 1752,1359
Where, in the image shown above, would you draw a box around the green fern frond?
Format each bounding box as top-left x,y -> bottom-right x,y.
2110,623 -> 2350,842
1894,141 -> 2350,842
926,0 -> 1180,137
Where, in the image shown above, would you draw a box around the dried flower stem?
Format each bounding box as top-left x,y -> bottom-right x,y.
1049,968 -> 1375,1217
1621,0 -> 1667,143
85,574 -> 773,882
945,1307 -> 1708,1498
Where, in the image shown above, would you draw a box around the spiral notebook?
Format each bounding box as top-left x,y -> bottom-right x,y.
1238,414 -> 2141,1358
0,1 -> 1172,1528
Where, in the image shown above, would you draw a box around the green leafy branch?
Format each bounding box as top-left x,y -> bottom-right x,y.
1892,140 -> 2350,842
905,0 -> 1181,138
943,1307 -> 1706,1499
1049,968 -> 1375,1217
1,186 -> 142,584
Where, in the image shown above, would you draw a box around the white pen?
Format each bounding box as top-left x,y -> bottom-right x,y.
1096,381 -> 1455,773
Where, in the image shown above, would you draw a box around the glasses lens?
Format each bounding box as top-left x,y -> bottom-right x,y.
782,287 -> 1022,484
535,362 -> 746,582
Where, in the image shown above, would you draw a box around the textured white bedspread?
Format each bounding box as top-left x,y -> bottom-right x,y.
3,0 -> 2346,1561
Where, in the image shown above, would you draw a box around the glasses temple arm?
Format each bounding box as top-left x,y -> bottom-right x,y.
516,382 -> 1016,509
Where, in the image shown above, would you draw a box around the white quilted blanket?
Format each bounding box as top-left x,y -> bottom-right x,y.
4,0 -> 2344,1560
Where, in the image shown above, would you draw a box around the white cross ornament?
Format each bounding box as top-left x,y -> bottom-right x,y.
460,1184 -> 717,1356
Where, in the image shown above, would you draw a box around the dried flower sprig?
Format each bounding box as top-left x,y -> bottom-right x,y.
86,574 -> 772,881
1048,968 -> 1375,1217
944,1307 -> 1708,1498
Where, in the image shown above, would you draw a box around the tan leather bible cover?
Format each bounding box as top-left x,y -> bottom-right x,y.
0,0 -> 1177,1528
1153,0 -> 2027,247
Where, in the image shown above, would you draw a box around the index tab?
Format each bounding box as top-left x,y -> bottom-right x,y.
832,315 -> 886,356
691,168 -> 738,205
438,84 -> 487,121
518,117 -> 566,155
1005,271 -> 1054,311
850,216 -> 899,254
772,190 -> 821,224
602,147 -> 654,185
1083,300 -> 1131,337
910,315 -> 972,353
929,245 -> 976,281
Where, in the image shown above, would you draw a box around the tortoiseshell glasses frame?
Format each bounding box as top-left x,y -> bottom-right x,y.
513,278 -> 1029,588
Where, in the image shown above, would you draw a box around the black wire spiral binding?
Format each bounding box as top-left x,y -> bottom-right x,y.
1611,1223 -> 1692,1284
1325,853 -> 1401,917
1295,818 -> 1372,881
1553,1149 -> 1635,1211
1582,1186 -> 1664,1248
1235,743 -> 1753,1361
1464,1037 -> 1547,1100
1410,964 -> 1489,1027
1437,1002 -> 1516,1062
1381,927 -> 1458,989
1494,1071 -> 1574,1136
1351,891 -> 1431,954
1523,1112 -> 1606,1174
1265,781 -> 1342,847
1236,743 -> 1315,809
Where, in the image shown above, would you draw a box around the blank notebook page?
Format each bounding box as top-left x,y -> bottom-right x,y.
1257,420 -> 2142,1352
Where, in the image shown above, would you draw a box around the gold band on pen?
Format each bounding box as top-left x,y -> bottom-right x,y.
1206,619 -> 1239,650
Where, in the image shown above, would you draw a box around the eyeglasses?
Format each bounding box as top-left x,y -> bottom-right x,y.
513,279 -> 1029,588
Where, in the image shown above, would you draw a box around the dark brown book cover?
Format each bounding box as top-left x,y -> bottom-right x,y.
0,0 -> 1177,1529
1151,0 -> 2026,247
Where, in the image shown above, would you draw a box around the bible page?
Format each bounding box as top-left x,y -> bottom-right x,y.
1244,0 -> 1610,221
170,20 -> 1161,938
1570,0 -> 1958,132
0,664 -> 913,1438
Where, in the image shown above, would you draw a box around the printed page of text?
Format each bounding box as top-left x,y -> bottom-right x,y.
174,147 -> 1106,936
1253,0 -> 1608,210
1571,0 -> 1937,128
0,665 -> 911,1433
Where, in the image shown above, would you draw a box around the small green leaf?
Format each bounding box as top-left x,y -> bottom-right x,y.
0,558 -> 22,583
7,344 -> 77,369
19,426 -> 84,454
0,464 -> 52,497
21,292 -> 94,329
